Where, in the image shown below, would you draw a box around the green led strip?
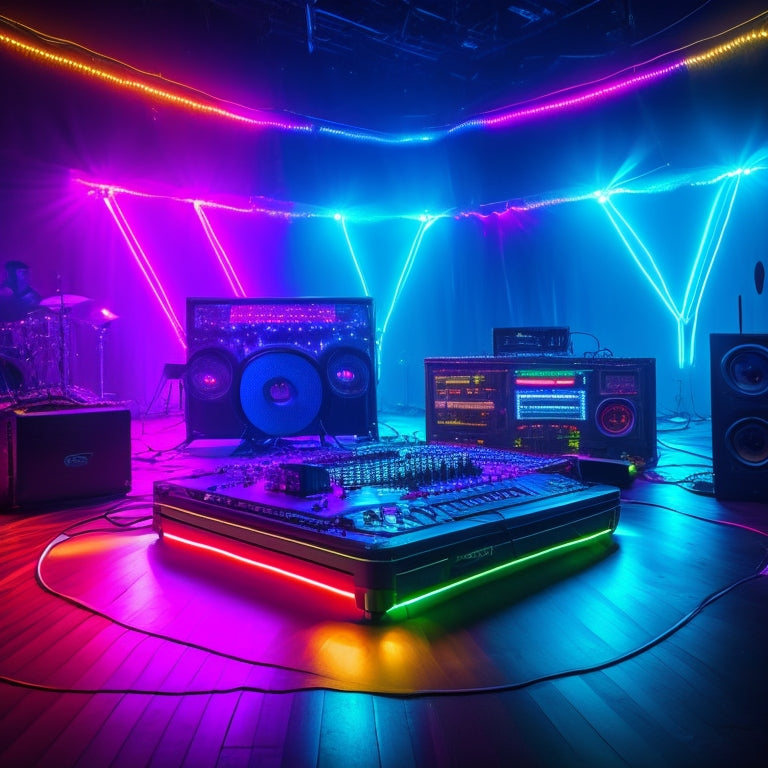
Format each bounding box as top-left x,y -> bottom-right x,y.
387,528 -> 613,613
515,369 -> 586,377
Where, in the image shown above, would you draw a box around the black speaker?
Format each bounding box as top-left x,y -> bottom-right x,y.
425,356 -> 657,467
0,406 -> 132,510
710,333 -> 768,501
185,298 -> 378,441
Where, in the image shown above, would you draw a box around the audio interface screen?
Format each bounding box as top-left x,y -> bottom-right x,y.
513,368 -> 589,422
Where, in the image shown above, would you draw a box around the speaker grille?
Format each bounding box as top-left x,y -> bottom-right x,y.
187,349 -> 234,401
325,349 -> 371,397
184,297 -> 378,441
240,351 -> 323,437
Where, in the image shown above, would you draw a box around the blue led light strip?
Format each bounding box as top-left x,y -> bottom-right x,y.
377,216 -> 438,370
599,172 -> 743,367
683,174 -> 742,365
336,214 -> 438,372
339,216 -> 370,296
2,14 -> 767,145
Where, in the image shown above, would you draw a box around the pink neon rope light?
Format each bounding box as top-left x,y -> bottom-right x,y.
103,193 -> 187,349
194,203 -> 247,297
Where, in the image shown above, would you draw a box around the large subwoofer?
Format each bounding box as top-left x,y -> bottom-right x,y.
184,298 -> 378,441
710,333 -> 768,501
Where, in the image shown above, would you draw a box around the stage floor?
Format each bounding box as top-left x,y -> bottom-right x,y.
1,409 -> 767,767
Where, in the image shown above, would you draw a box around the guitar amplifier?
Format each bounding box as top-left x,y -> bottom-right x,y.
1,406 -> 132,511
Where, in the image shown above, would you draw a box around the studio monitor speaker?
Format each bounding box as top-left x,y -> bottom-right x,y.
185,298 -> 378,441
710,333 -> 768,501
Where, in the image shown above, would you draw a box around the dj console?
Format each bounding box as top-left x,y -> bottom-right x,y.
153,443 -> 620,619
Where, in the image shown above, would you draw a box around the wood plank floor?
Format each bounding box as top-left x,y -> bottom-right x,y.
1,411 -> 767,767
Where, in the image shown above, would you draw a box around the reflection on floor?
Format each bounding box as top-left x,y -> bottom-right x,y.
1,408 -> 767,767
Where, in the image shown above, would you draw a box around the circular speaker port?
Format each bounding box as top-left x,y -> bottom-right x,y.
720,344 -> 768,396
725,417 -> 768,467
186,349 -> 234,401
325,349 -> 371,397
595,398 -> 636,437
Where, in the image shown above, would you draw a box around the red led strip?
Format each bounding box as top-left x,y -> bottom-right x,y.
515,377 -> 576,387
162,530 -> 357,603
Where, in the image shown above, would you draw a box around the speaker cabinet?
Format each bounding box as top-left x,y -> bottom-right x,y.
185,298 -> 378,441
710,333 -> 768,501
425,356 -> 657,467
1,406 -> 132,510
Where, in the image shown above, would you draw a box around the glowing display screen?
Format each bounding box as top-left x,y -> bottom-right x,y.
514,390 -> 588,421
513,368 -> 589,421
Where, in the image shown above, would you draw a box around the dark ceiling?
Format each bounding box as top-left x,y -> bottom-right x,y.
2,1 -> 768,128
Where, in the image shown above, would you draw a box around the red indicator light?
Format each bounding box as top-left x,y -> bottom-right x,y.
515,377 -> 576,387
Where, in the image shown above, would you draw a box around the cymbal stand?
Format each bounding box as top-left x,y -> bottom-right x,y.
96,324 -> 110,400
52,305 -> 73,398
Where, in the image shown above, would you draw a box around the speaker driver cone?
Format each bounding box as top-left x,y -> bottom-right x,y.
724,417 -> 768,467
720,344 -> 768,396
187,349 -> 234,401
325,348 -> 371,397
240,350 -> 322,436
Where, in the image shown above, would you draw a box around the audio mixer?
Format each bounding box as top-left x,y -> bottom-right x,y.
153,443 -> 620,619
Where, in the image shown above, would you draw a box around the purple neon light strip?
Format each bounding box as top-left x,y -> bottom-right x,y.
450,62 -> 686,135
103,193 -> 187,350
194,203 -> 247,297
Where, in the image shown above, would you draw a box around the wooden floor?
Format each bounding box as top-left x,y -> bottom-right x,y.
1,410 -> 767,767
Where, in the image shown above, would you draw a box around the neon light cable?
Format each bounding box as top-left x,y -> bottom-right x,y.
102,192 -> 186,349
388,528 -> 614,614
1,15 -> 767,144
598,172 -> 743,367
338,215 -> 370,296
194,202 -> 247,297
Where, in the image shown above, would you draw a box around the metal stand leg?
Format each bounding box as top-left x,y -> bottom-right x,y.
145,363 -> 186,417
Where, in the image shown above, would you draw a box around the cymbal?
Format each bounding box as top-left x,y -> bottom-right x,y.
79,307 -> 119,327
40,294 -> 91,309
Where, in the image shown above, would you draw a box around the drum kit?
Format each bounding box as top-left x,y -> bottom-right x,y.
0,293 -> 118,403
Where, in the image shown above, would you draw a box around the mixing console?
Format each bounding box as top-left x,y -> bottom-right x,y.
153,442 -> 620,618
